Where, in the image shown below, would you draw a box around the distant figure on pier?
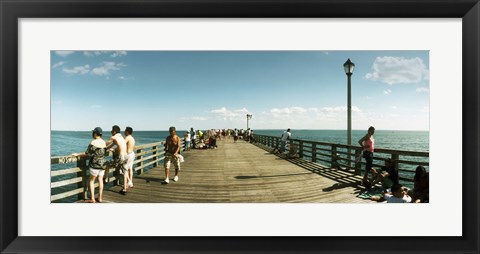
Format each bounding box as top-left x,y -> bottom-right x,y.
246,128 -> 251,142
105,125 -> 128,195
191,128 -> 197,149
124,127 -> 136,189
358,126 -> 375,189
279,128 -> 292,154
75,127 -> 106,203
411,166 -> 429,203
234,128 -> 239,142
368,159 -> 398,190
184,131 -> 191,151
163,126 -> 181,184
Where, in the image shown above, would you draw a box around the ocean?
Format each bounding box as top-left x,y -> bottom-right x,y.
51,129 -> 428,157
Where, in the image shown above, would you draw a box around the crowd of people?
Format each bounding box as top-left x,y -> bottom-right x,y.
357,126 -> 429,203
72,125 -> 136,203
74,124 -> 429,204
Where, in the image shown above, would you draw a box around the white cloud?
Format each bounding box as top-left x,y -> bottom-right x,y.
390,106 -> 397,110
416,87 -> 430,93
118,76 -> 127,80
210,107 -> 252,121
384,89 -> 392,95
62,65 -> 90,75
83,51 -> 127,58
83,51 -> 104,57
91,62 -> 126,76
365,56 -> 429,85
192,116 -> 208,121
111,51 -> 127,57
55,51 -> 75,57
52,61 -> 66,68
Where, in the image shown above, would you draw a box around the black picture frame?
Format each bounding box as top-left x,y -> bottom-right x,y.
1,0 -> 478,253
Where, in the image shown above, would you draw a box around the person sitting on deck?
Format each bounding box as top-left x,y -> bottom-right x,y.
371,183 -> 412,203
367,159 -> 399,190
410,166 -> 429,203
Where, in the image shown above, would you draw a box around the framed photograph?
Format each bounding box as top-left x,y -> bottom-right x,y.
1,0 -> 478,253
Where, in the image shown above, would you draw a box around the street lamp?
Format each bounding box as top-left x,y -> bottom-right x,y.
246,114 -> 252,129
344,58 -> 355,168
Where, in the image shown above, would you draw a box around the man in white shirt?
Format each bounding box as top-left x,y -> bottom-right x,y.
279,128 -> 291,154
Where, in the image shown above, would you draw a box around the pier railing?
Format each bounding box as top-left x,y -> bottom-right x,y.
51,141 -> 169,202
253,134 -> 429,184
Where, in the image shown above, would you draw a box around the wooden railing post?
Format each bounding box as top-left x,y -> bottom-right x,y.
77,157 -> 88,201
298,140 -> 304,158
331,144 -> 338,169
152,145 -> 158,168
312,143 -> 317,162
136,148 -> 143,175
392,153 -> 400,172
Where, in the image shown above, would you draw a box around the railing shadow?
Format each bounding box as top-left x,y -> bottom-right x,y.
251,142 -> 366,194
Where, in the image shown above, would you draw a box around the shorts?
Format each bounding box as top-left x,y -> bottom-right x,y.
186,141 -> 191,148
89,167 -> 105,177
108,154 -> 129,173
164,153 -> 180,170
125,152 -> 135,170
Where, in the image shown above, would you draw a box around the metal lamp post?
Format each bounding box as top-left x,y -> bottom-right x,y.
246,114 -> 252,129
344,59 -> 355,168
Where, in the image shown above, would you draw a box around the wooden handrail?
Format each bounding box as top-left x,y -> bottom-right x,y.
253,134 -> 429,184
51,140 -> 183,202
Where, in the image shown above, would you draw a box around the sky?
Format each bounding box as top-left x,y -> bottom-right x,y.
51,50 -> 429,131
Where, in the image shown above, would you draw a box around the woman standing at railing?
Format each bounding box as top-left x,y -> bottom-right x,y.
358,126 -> 375,189
72,127 -> 107,203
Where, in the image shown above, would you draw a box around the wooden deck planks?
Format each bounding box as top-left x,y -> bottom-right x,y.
101,139 -> 375,203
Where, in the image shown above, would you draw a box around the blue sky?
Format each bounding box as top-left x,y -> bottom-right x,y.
51,50 -> 429,131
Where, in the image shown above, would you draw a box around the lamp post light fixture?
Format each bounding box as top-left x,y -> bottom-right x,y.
344,58 -> 355,168
246,114 -> 252,129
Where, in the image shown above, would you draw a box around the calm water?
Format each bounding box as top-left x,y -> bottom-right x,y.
253,129 -> 429,152
51,129 -> 428,157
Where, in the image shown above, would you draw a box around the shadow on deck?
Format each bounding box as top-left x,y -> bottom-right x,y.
99,139 -> 373,203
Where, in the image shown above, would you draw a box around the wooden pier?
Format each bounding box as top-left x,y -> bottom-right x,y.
51,134 -> 428,203
101,139 -> 371,203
